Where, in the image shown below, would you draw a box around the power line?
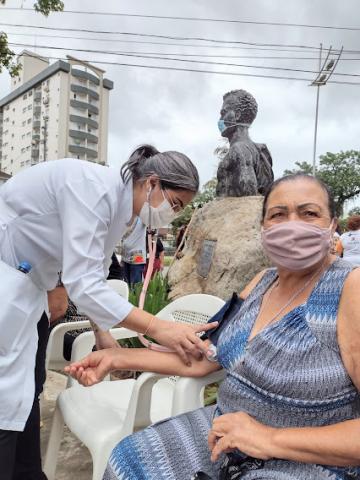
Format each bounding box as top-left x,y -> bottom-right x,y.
2,7 -> 360,32
6,29 -> 360,56
3,33 -> 323,60
8,41 -> 360,79
0,22 -> 324,51
12,49 -> 360,86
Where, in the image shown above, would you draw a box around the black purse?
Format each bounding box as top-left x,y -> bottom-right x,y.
201,293 -> 244,347
191,453 -> 264,480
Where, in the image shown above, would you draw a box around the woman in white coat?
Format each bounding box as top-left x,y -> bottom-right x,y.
0,144 -> 216,479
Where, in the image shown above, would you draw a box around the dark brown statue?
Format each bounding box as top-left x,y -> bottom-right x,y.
216,89 -> 273,197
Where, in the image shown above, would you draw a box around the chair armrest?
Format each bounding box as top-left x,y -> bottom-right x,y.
122,372 -> 169,435
46,320 -> 91,370
70,327 -> 139,363
171,369 -> 226,416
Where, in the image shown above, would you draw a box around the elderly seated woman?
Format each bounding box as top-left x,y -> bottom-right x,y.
67,173 -> 360,480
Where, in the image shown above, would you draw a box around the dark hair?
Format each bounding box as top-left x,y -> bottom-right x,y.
262,174 -> 336,221
347,215 -> 360,231
120,144 -> 199,193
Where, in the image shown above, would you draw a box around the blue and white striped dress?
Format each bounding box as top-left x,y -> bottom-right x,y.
104,259 -> 360,479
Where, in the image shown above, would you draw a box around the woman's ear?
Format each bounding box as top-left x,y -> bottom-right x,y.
148,175 -> 160,190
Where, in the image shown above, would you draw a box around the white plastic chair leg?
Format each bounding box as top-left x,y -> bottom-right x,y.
43,404 -> 65,480
91,449 -> 111,480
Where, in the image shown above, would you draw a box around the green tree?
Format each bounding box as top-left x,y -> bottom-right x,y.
348,207 -> 360,216
284,151 -> 360,217
171,177 -> 218,230
0,0 -> 64,76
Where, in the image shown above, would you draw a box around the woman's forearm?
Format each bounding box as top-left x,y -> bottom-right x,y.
271,418 -> 360,466
111,347 -> 219,378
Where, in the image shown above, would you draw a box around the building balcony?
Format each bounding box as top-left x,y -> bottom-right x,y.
68,144 -> 98,159
69,129 -> 98,144
70,99 -> 99,114
34,91 -> 42,101
71,84 -> 99,101
31,148 -> 39,157
69,114 -> 98,129
34,106 -> 41,115
33,120 -> 41,128
71,68 -> 100,86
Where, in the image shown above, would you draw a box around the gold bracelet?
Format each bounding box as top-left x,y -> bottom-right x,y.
143,316 -> 155,337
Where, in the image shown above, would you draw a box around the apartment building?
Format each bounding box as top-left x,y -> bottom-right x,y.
0,50 -> 113,175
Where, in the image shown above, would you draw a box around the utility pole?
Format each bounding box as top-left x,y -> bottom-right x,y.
42,115 -> 48,162
310,45 -> 343,176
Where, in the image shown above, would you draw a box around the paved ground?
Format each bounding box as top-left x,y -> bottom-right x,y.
41,371 -> 93,480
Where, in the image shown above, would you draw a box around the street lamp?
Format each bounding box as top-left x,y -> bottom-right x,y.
310,45 -> 343,176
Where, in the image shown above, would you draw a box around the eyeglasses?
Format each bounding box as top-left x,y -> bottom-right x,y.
162,189 -> 183,213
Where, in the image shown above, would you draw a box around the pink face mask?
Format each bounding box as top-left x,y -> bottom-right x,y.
261,220 -> 333,271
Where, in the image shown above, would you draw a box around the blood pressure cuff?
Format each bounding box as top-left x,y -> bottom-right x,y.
201,293 -> 244,346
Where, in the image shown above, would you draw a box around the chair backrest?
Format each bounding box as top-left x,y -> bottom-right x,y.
46,279 -> 129,371
156,294 -> 225,326
155,294 -> 225,384
107,279 -> 129,301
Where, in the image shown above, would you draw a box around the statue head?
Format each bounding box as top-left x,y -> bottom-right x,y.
219,89 -> 258,138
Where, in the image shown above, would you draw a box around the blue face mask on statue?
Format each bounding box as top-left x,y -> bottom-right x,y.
218,118 -> 250,134
218,119 -> 226,133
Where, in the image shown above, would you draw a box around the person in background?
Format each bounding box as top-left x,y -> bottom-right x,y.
175,224 -> 187,258
336,215 -> 360,267
145,229 -> 165,278
121,217 -> 146,286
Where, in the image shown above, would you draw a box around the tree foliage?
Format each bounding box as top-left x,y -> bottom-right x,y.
284,151 -> 360,217
171,178 -> 218,230
0,0 -> 64,75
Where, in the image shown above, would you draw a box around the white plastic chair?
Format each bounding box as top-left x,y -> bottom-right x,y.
44,294 -> 225,480
45,279 -> 129,371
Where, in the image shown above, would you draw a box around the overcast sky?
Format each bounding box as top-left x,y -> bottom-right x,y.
0,0 -> 359,208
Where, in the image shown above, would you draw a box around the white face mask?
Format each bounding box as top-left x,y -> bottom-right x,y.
139,188 -> 177,228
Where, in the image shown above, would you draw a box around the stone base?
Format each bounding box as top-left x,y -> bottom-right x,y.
168,196 -> 270,300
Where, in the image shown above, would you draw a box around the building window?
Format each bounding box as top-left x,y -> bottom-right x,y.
21,148 -> 25,153
11,147 -> 13,151
27,119 -> 32,124
12,108 -> 15,112
5,105 -> 9,111
12,120 -> 15,125
88,113 -> 92,118
23,94 -> 27,100
21,134 -> 25,140
27,132 -> 31,137
11,134 -> 14,138
23,107 -> 27,113
10,158 -> 13,162
20,161 -> 24,167
74,93 -> 77,99
28,90 -> 33,97
22,121 -> 26,127
28,104 -> 32,110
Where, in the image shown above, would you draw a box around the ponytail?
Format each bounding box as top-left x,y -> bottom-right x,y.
120,143 -> 199,193
120,144 -> 159,183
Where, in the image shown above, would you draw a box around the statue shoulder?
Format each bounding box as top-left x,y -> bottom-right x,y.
254,142 -> 273,166
229,140 -> 256,158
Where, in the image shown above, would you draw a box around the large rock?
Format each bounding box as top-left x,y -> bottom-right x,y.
168,196 -> 270,300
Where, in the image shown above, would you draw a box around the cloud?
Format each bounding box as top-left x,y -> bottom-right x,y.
1,0 -> 360,192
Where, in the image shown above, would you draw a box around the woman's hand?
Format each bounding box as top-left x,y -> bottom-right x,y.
208,412 -> 275,462
150,319 -> 218,366
64,348 -> 122,386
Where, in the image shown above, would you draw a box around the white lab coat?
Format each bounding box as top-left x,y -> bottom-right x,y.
0,158 -> 135,431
